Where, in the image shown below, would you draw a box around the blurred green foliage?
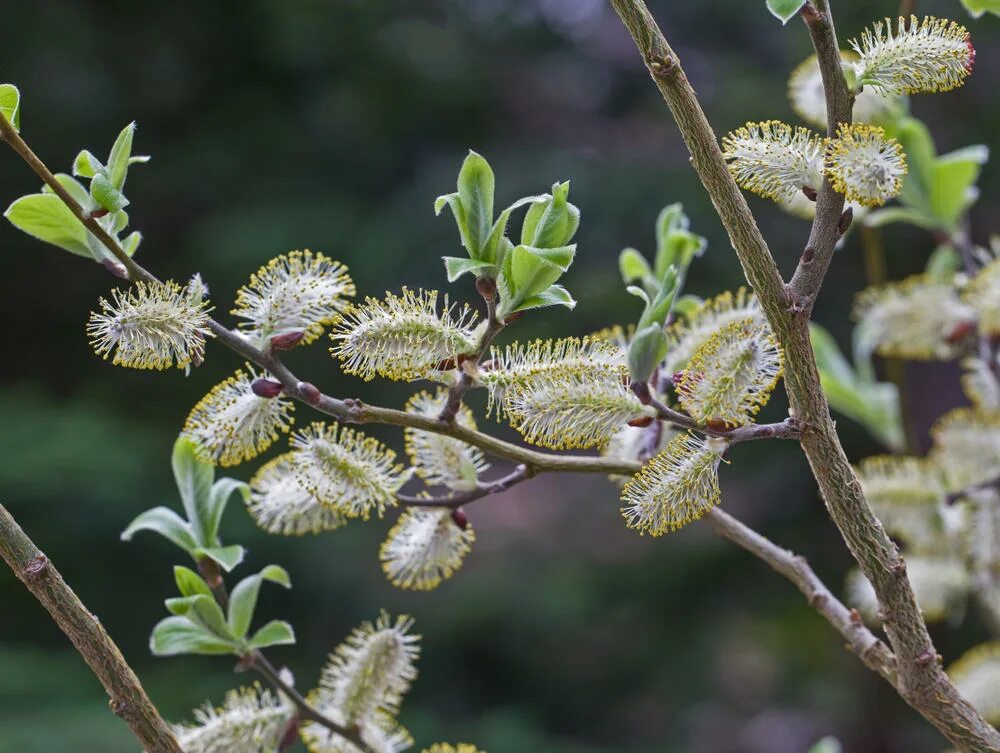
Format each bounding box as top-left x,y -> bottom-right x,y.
1,1 -> 998,752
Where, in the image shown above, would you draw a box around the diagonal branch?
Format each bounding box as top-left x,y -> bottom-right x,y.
606,1 -> 1000,749
706,506 -> 897,685
0,503 -> 184,753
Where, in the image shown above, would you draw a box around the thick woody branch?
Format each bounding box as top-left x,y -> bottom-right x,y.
0,503 -> 184,753
607,1 -> 1000,749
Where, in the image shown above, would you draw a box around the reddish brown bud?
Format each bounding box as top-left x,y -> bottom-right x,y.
630,380 -> 652,405
705,418 -> 732,432
801,185 -> 818,202
503,311 -> 524,326
837,206 -> 854,236
628,416 -> 655,428
475,276 -> 497,301
89,207 -> 110,219
451,507 -> 469,530
278,715 -> 301,752
100,259 -> 129,279
297,381 -> 322,405
251,378 -> 283,398
435,357 -> 458,371
270,331 -> 305,351
946,320 -> 976,344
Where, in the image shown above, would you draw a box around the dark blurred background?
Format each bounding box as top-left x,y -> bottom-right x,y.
1,2 -> 997,752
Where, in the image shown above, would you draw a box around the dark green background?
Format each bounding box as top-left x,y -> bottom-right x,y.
1,2 -> 997,752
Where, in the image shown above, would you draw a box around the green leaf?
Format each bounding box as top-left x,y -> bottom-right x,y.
171,435 -> 214,546
810,323 -> 904,451
259,564 -> 292,588
655,205 -> 705,283
0,84 -> 21,132
863,206 -> 941,231
637,266 -> 679,330
121,507 -> 197,552
150,616 -> 237,656
513,284 -> 576,314
194,545 -> 246,573
73,150 -> 105,179
457,150 -> 495,258
174,565 -> 213,599
628,324 -> 669,383
619,248 -> 652,284
41,174 -> 94,211
89,173 -> 129,213
961,0 -> 1000,18
188,594 -> 234,639
165,595 -> 203,617
203,478 -> 249,547
497,244 -> 576,317
479,195 -> 540,265
106,122 -> 136,191
121,231 -> 142,257
766,0 -> 807,23
520,181 -> 579,249
927,145 -> 988,226
442,256 -> 496,282
4,194 -> 91,257
248,620 -> 296,649
226,566 -> 291,640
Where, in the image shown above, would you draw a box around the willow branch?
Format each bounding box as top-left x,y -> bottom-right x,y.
248,652 -> 374,753
397,465 -> 532,509
194,559 -> 377,753
0,503 -> 184,753
606,1 -> 1000,749
706,506 -> 897,684
438,284 -> 504,423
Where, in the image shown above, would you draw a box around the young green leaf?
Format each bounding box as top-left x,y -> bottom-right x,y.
194,545 -> 246,573
520,181 -> 579,249
961,0 -> 1000,18
4,194 -> 91,257
172,435 -> 215,545
174,565 -> 214,599
628,324 -> 669,384
202,478 -> 250,547
619,248 -> 652,286
497,244 -> 576,317
456,151 -> 494,258
227,566 -> 293,640
150,616 -> 238,656
0,84 -> 20,131
442,256 -> 495,283
106,122 -> 136,190
89,173 -> 129,213
73,150 -> 105,179
120,507 -> 198,552
248,620 -> 296,649
766,0 -> 807,23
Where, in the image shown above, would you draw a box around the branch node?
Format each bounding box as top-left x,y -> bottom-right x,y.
24,554 -> 49,579
647,54 -> 677,80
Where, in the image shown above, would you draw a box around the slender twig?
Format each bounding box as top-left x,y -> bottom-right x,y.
0,503 -> 184,753
438,284 -> 504,423
196,559 -> 377,753
632,381 -> 803,443
248,652 -> 375,753
607,1 -> 1000,749
397,465 -> 531,509
706,506 -> 897,685
946,475 -> 1000,506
